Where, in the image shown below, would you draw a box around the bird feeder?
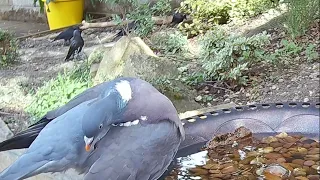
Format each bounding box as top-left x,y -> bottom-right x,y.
42,0 -> 84,30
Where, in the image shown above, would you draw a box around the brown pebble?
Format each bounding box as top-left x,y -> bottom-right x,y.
263,171 -> 283,180
276,157 -> 286,163
189,167 -> 209,175
311,165 -> 319,170
282,153 -> 291,158
283,143 -> 295,148
279,148 -> 288,153
270,142 -> 282,148
295,176 -> 309,180
305,154 -> 320,161
292,159 -> 305,166
263,147 -> 274,153
274,147 -> 282,152
308,148 -> 320,155
303,144 -> 311,148
293,168 -> 306,177
221,174 -> 231,179
221,166 -> 237,174
203,164 -> 220,170
304,160 -> 315,166
307,175 -> 320,180
289,163 -> 302,168
210,173 -> 224,178
265,153 -> 283,159
311,142 -> 319,148
219,163 -> 233,169
284,136 -> 298,143
209,169 -> 220,174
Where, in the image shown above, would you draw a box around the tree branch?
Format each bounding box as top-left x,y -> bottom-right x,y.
80,16 -> 174,29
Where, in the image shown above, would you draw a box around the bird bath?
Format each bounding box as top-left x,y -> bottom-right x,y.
161,102 -> 320,180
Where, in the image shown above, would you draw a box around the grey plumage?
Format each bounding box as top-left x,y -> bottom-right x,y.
0,77 -> 184,180
82,78 -> 184,180
0,99 -> 95,180
65,29 -> 84,61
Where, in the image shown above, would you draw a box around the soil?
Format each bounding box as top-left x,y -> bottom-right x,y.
0,9 -> 319,134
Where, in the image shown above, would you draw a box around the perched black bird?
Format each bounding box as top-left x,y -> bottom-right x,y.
52,26 -> 80,46
171,12 -> 187,26
112,21 -> 137,42
65,29 -> 84,61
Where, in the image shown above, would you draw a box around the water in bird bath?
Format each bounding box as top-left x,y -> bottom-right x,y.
165,127 -> 320,180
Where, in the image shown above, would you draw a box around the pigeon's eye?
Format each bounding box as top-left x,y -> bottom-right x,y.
99,124 -> 103,129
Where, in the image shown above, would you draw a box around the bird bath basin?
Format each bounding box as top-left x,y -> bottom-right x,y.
161,102 -> 320,180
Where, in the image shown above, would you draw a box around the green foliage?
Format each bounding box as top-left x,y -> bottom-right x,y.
26,63 -> 92,119
284,0 -> 319,38
305,44 -> 319,62
127,3 -> 155,37
151,0 -> 172,16
152,76 -> 183,100
186,29 -> 270,88
179,0 -> 277,37
0,30 -> 19,67
151,30 -> 188,54
266,40 -> 318,65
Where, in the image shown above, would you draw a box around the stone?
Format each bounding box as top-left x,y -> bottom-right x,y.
93,36 -> 202,112
303,160 -> 315,166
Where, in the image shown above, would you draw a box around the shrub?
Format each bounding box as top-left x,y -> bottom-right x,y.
186,28 -> 270,88
179,0 -> 277,37
0,30 -> 19,67
26,63 -> 92,119
151,30 -> 188,54
284,0 -> 320,38
151,0 -> 172,16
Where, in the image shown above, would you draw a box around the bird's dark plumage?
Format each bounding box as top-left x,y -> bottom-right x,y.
171,12 -> 187,26
65,29 -> 84,61
52,26 -> 80,45
112,21 -> 137,42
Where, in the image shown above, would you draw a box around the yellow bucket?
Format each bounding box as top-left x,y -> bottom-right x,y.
42,0 -> 84,30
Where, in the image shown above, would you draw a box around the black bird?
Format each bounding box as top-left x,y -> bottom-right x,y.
65,29 -> 84,61
52,26 -> 80,46
112,21 -> 137,42
171,12 -> 187,26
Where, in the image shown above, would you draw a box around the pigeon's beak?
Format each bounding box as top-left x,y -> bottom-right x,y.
84,136 -> 94,152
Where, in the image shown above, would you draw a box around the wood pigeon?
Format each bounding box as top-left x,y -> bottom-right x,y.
0,77 -> 184,180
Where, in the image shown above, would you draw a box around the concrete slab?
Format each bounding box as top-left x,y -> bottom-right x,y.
0,20 -> 49,37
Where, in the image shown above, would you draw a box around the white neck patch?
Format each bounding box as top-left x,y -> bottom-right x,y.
115,80 -> 132,102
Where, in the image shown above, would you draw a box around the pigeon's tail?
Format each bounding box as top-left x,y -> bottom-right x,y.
0,152 -> 48,180
0,118 -> 51,152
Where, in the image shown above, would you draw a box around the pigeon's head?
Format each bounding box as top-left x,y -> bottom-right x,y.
81,80 -> 133,152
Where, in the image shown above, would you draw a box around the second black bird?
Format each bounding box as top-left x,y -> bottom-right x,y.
52,26 -> 80,46
171,12 -> 187,26
65,29 -> 84,61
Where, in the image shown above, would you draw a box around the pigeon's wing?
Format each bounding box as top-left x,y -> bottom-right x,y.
0,101 -> 91,180
84,121 -> 181,180
0,82 -> 107,152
